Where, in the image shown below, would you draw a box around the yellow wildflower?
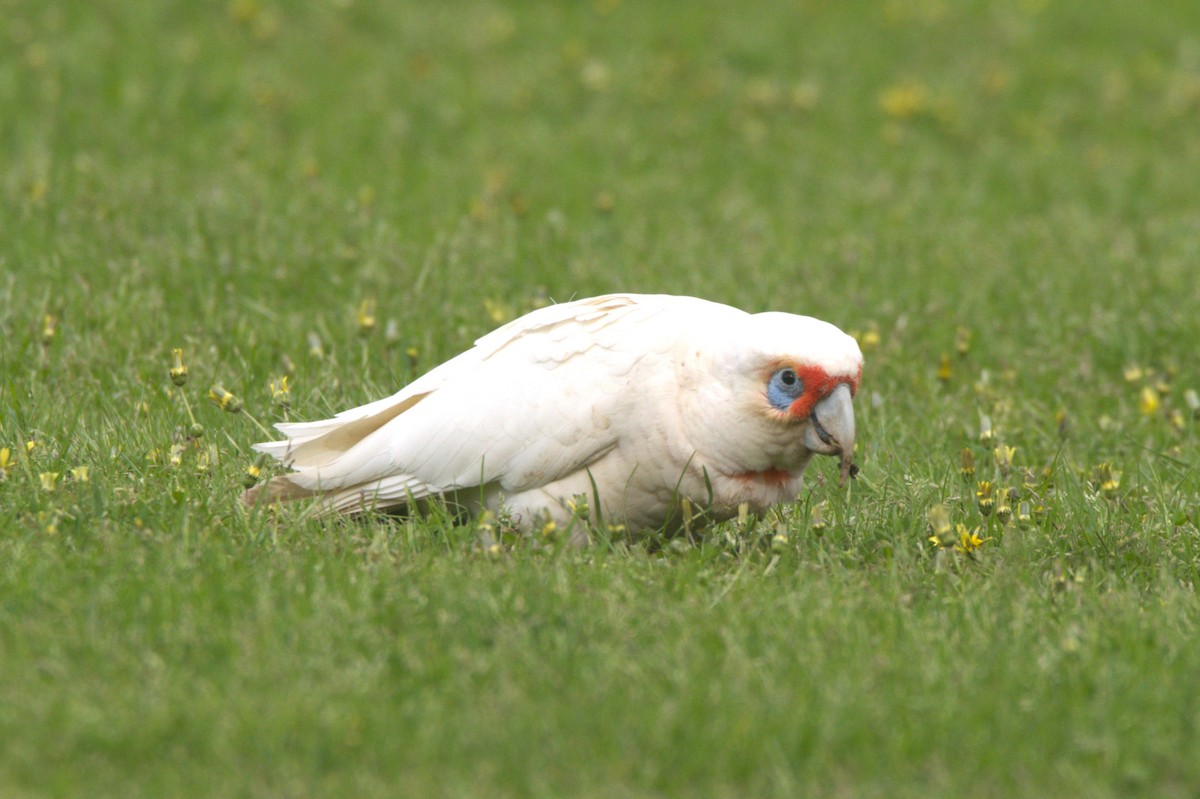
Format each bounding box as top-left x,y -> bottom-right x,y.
484,298 -> 514,325
229,0 -> 260,25
42,314 -> 58,345
567,495 -> 590,521
955,326 -> 971,356
855,323 -> 881,353
70,465 -> 90,482
953,524 -> 989,553
1093,462 -> 1120,496
1122,364 -> 1143,382
1139,386 -> 1159,416
39,472 -> 59,492
879,81 -> 928,120
357,298 -> 377,336
936,354 -> 952,383
26,175 -> 48,202
0,447 -> 10,477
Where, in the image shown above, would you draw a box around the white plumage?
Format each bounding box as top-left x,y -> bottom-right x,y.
244,293 -> 863,541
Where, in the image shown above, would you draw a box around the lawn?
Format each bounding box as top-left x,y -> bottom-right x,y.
2,0 -> 1200,796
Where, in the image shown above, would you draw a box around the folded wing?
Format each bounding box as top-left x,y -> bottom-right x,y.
246,294 -> 670,514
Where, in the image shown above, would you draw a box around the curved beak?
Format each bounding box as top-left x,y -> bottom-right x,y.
803,383 -> 857,485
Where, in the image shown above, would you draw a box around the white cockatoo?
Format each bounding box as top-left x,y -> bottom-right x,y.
244,293 -> 862,541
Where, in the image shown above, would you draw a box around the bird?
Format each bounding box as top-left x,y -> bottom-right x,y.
243,293 -> 863,543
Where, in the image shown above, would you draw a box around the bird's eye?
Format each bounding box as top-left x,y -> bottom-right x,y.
767,367 -> 804,411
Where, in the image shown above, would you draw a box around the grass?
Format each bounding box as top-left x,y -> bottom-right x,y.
3,0 -> 1200,796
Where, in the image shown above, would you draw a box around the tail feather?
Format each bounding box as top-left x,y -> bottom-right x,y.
253,391 -> 430,471
244,387 -> 437,515
241,469 -> 442,516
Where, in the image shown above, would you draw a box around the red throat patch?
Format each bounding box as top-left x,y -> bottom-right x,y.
736,467 -> 794,486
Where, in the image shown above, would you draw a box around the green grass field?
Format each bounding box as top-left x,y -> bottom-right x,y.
3,0 -> 1200,796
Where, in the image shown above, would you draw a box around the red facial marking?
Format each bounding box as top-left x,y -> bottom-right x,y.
763,360 -> 860,420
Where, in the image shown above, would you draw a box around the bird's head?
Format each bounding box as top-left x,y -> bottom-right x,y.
679,310 -> 863,493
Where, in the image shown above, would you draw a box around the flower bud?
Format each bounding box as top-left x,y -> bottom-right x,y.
1185,389 -> 1200,419
169,348 -> 189,387
976,481 -> 995,516
810,501 -> 828,534
993,445 -> 1016,475
243,454 -> 267,489
42,314 -> 58,346
307,332 -> 324,360
270,376 -> 291,409
208,385 -> 243,414
960,448 -> 975,480
955,326 -> 971,356
978,414 -> 994,446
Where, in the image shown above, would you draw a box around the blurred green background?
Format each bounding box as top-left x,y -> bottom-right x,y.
2,1 -> 1200,796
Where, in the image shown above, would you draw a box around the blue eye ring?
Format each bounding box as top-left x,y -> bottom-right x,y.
767,367 -> 804,411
